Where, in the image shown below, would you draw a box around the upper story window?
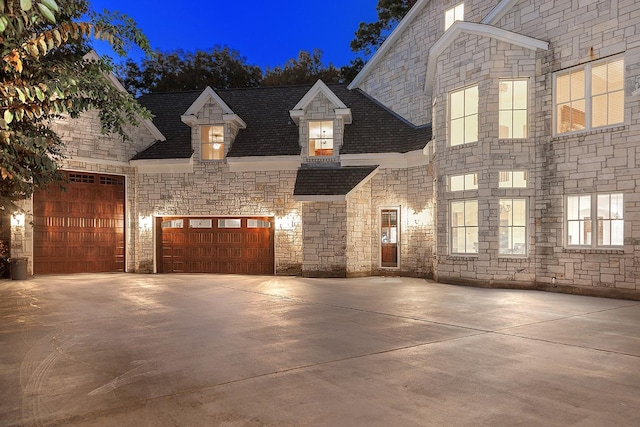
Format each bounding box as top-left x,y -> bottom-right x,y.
450,173 -> 478,191
445,3 -> 464,30
566,193 -> 624,247
201,125 -> 225,160
499,79 -> 528,139
450,85 -> 478,147
499,198 -> 527,255
309,121 -> 334,157
498,171 -> 528,188
555,57 -> 624,135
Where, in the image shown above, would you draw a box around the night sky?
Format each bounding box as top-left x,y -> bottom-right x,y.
89,0 -> 380,69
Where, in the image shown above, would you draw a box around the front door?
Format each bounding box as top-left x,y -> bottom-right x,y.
381,208 -> 399,268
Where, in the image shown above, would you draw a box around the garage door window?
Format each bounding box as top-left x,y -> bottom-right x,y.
162,219 -> 184,228
218,219 -> 241,228
247,219 -> 270,228
189,219 -> 213,228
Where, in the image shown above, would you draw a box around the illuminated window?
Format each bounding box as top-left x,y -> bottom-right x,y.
499,199 -> 527,255
445,3 -> 464,30
309,121 -> 334,157
451,200 -> 478,254
499,79 -> 528,138
566,194 -> 623,247
450,85 -> 478,146
555,57 -> 624,134
450,173 -> 478,191
201,125 -> 225,160
498,171 -> 528,188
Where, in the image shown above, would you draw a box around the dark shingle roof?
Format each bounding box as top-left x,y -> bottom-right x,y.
294,166 -> 378,196
133,84 -> 431,160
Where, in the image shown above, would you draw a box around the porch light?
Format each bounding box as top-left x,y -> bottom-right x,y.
276,212 -> 300,231
139,215 -> 153,230
11,212 -> 25,227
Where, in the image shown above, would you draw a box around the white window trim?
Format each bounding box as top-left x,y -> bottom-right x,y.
498,78 -> 529,139
565,193 -> 625,248
445,3 -> 465,31
379,206 -> 401,269
450,199 -> 479,255
498,198 -> 528,257
553,56 -> 625,137
449,84 -> 479,147
201,124 -> 226,162
450,173 -> 478,192
498,170 -> 528,188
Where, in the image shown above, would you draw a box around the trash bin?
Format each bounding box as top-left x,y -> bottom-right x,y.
9,257 -> 28,280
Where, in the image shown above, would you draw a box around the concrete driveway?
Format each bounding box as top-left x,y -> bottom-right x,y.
1,274 -> 639,426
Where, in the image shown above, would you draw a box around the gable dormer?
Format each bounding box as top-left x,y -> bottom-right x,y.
181,86 -> 246,162
289,80 -> 352,163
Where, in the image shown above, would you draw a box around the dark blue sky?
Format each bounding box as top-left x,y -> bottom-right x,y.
90,0 -> 379,69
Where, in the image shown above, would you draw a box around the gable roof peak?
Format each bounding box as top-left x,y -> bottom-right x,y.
180,86 -> 246,129
290,80 -> 352,124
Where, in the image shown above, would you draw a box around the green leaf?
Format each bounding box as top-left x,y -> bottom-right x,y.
3,110 -> 13,124
16,88 -> 26,103
37,2 -> 56,23
35,87 -> 45,101
20,0 -> 33,11
0,16 -> 8,33
39,0 -> 58,12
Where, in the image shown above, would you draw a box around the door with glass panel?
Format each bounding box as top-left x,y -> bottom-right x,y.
380,209 -> 399,268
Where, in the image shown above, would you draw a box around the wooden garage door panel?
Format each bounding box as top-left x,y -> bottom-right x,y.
158,217 -> 274,275
33,171 -> 125,274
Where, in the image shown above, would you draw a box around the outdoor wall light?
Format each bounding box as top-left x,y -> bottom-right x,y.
276,212 -> 300,231
11,212 -> 25,227
139,215 -> 153,230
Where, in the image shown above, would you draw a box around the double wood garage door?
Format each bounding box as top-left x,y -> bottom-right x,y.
34,171 -> 125,274
157,217 -> 274,275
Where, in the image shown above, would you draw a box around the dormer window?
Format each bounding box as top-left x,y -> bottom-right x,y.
445,3 -> 464,30
309,121 -> 334,157
201,125 -> 224,160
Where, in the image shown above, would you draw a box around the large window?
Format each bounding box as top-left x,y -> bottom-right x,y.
309,121 -> 334,157
201,125 -> 225,160
499,199 -> 527,255
450,85 -> 478,146
555,57 -> 624,134
451,200 -> 478,254
445,3 -> 464,30
499,79 -> 528,138
566,194 -> 624,247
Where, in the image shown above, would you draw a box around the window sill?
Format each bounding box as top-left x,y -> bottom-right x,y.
498,256 -> 529,261
552,124 -> 626,140
447,254 -> 478,260
563,247 -> 624,254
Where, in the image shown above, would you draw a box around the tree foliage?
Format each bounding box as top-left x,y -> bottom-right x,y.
118,47 -> 263,95
351,0 -> 418,57
0,0 -> 152,212
262,49 -> 341,87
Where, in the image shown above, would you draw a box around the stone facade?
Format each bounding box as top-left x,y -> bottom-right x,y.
10,0 -> 640,298
352,0 -> 640,294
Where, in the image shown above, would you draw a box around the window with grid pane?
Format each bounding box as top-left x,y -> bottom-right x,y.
451,200 -> 478,254
566,193 -> 624,247
450,85 -> 478,146
499,79 -> 528,138
555,57 -> 624,134
499,199 -> 527,255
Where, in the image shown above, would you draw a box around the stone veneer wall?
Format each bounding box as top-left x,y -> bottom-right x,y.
346,181 -> 373,277
301,201 -> 347,277
426,0 -> 640,292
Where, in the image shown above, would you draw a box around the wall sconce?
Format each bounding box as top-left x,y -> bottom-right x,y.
139,215 -> 153,231
276,212 -> 300,231
11,212 -> 25,227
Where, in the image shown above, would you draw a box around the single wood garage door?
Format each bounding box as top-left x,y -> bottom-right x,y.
33,171 -> 125,274
157,216 -> 274,275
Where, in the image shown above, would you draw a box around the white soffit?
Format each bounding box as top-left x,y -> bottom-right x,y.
290,80 -> 352,124
130,157 -> 194,174
424,21 -> 549,94
348,0 -> 433,90
341,149 -> 428,169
